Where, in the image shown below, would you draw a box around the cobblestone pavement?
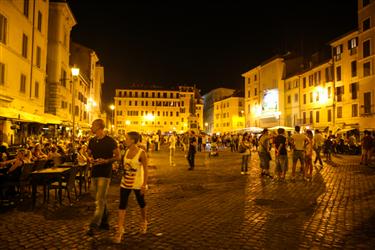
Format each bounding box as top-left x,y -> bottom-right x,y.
1,147 -> 375,249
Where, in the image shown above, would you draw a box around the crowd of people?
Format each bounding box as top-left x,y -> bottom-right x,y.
1,120 -> 375,244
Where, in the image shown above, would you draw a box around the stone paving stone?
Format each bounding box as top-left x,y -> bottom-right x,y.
1,148 -> 375,249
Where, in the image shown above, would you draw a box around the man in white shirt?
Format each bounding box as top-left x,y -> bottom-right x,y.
313,129 -> 324,167
290,126 -> 308,180
168,132 -> 177,166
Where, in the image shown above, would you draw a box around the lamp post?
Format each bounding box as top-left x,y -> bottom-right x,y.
110,104 -> 115,134
71,67 -> 80,145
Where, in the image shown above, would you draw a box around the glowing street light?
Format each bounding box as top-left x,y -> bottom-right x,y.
71,66 -> 80,146
144,113 -> 155,121
125,120 -> 131,125
109,104 -> 115,134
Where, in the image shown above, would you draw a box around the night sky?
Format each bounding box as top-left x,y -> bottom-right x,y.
67,1 -> 357,106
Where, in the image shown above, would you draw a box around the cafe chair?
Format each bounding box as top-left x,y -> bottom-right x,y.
75,164 -> 89,195
47,167 -> 79,205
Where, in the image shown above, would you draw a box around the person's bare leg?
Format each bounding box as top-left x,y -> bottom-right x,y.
114,210 -> 126,243
140,207 -> 147,234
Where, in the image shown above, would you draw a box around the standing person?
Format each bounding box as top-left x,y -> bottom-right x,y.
361,130 -> 373,166
197,135 -> 203,152
290,126 -> 308,181
114,132 -> 148,243
240,133 -> 251,175
168,132 -> 177,166
258,129 -> 272,178
86,119 -> 120,236
274,128 -> 288,180
187,130 -> 197,170
313,129 -> 324,167
202,134 -> 207,152
305,130 -> 314,181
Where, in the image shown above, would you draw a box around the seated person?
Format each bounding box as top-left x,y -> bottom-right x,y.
47,146 -> 61,166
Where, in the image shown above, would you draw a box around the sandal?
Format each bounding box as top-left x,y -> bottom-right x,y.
140,221 -> 148,234
113,228 -> 124,243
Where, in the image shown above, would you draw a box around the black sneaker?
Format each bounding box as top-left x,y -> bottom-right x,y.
99,223 -> 110,230
86,224 -> 97,236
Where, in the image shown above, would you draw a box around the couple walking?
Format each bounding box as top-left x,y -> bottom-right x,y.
86,119 -> 148,244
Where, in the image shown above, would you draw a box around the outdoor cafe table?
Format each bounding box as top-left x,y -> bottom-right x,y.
31,167 -> 71,209
58,162 -> 89,196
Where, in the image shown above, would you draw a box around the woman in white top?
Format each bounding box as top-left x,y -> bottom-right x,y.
114,131 -> 148,243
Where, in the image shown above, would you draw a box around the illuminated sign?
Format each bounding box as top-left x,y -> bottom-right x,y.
262,89 -> 278,112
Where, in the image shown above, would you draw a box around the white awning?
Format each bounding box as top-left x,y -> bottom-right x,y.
269,126 -> 294,131
0,108 -> 61,124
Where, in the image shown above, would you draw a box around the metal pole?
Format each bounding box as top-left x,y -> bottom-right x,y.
72,78 -> 75,146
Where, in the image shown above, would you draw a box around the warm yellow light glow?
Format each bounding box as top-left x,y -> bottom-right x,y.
204,122 -> 208,127
252,105 -> 262,117
109,104 -> 115,110
315,86 -> 328,104
125,120 -> 131,125
144,113 -> 155,121
71,67 -> 80,76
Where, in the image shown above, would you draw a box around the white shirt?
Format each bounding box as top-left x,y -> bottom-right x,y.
121,149 -> 144,190
292,133 -> 307,150
169,135 -> 176,149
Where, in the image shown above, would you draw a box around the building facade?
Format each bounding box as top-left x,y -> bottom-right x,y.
213,95 -> 245,134
70,42 -> 105,129
202,87 -> 235,134
0,0 -> 51,144
45,0 -> 76,125
114,85 -> 203,134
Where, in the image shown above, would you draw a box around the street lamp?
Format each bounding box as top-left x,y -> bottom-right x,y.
71,66 -> 79,145
110,104 -> 115,134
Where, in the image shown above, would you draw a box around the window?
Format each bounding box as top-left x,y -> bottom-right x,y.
61,69 -> 66,87
303,77 -> 306,88
0,14 -> 7,44
337,106 -> 342,118
348,37 -> 358,49
336,86 -> 344,102
310,111 -> 313,124
328,87 -> 332,99
364,92 -> 372,114
129,101 -> 132,106
350,83 -> 358,99
247,78 -> 250,84
152,92 -> 155,98
352,104 -> 358,117
254,88 -> 257,96
37,11 -> 42,32
254,74 -> 257,81
328,109 -> 332,122
316,111 -> 320,123
35,81 -> 39,98
325,66 -> 333,82
310,92 -> 313,103
24,0 -> 29,17
363,18 -> 370,31
336,66 -> 341,81
20,74 -> 26,93
22,34 -> 28,58
364,62 -> 371,77
157,92 -> 160,98
129,91 -> 132,97
36,46 -> 41,68
163,93 -> 167,98
303,94 -> 306,104
363,0 -> 370,7
316,92 -> 320,102
314,71 -> 321,85
0,62 -> 4,85
135,92 -> 138,97
351,61 -> 357,77
118,100 -> 121,106
247,90 -> 250,98
308,75 -> 313,86
334,45 -> 343,60
170,93 -> 174,98
145,92 -> 149,98
287,95 -> 291,104
294,94 -> 298,103
303,112 -> 306,124
135,101 -> 138,105
363,40 -> 370,58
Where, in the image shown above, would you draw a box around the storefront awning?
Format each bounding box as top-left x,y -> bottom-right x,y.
0,108 -> 61,124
